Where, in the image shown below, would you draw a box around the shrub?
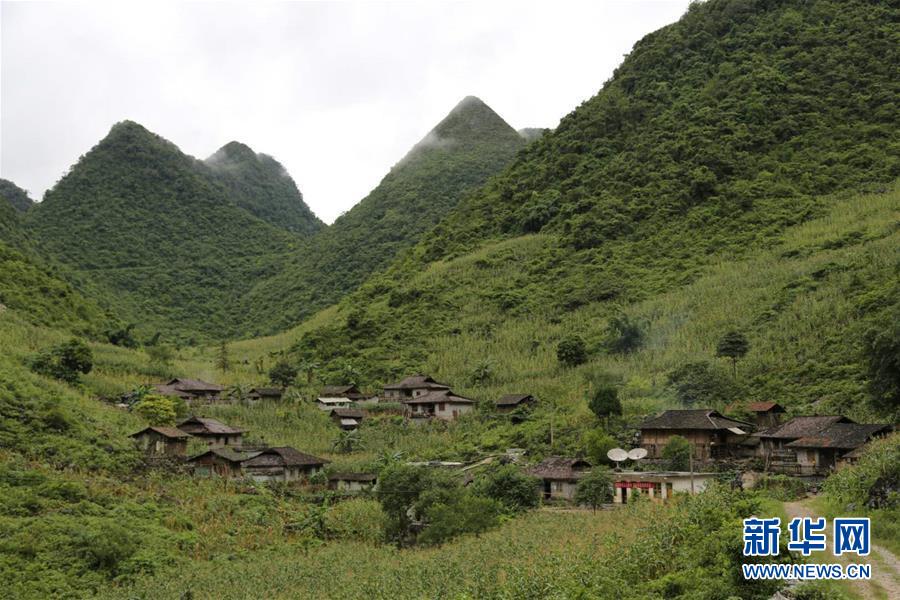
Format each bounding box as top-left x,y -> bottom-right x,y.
132,394 -> 179,426
473,464 -> 540,513
268,360 -> 298,388
662,436 -> 692,470
753,474 -> 807,501
667,361 -> 738,407
324,499 -> 384,544
588,383 -> 621,423
557,335 -> 587,367
29,338 -> 93,384
575,467 -> 613,510
606,314 -> 645,354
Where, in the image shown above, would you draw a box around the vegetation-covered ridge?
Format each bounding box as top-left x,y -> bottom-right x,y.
204,140 -> 323,235
0,178 -> 35,213
23,121 -> 307,342
236,95 -> 529,334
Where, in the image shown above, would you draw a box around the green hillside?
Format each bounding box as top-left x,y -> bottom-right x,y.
267,0 -> 899,416
24,121 -> 305,343
0,179 -> 35,213
235,96 -> 527,334
203,141 -> 324,235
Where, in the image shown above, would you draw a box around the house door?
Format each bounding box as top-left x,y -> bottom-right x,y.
543,480 -> 551,499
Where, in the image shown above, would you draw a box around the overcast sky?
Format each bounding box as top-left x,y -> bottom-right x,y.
1,1 -> 691,224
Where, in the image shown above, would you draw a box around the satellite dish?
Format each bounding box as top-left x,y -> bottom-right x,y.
607,448 -> 628,463
628,448 -> 648,461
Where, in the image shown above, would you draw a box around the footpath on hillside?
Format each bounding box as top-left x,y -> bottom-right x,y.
782,499 -> 900,600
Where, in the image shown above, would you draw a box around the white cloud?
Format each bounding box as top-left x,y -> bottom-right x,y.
0,0 -> 691,223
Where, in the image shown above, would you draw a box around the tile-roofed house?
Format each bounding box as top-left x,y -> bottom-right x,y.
639,409 -> 752,460
526,457 -> 591,501
784,423 -> 891,475
247,387 -> 283,403
329,408 -> 365,430
755,415 -> 856,473
130,426 -> 190,458
495,394 -> 536,413
316,396 -> 354,410
320,384 -> 366,399
382,375 -> 450,402
177,415 -> 245,449
153,378 -> 224,404
745,402 -> 786,428
187,446 -> 328,481
241,447 -> 329,482
329,472 -> 378,492
402,389 -> 475,422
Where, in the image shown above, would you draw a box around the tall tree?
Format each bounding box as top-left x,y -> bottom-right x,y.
215,341 -> 230,374
716,331 -> 750,377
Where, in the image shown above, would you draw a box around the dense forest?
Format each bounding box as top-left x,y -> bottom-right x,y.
0,178 -> 35,213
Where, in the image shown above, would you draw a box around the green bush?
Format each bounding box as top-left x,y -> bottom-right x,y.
324,499 -> 384,544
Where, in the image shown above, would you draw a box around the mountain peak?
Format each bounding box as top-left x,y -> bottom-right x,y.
429,96 -> 517,142
207,141 -> 258,165
0,179 -> 35,212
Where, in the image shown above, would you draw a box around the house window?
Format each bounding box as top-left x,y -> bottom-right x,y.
438,403 -> 446,412
554,481 -> 563,491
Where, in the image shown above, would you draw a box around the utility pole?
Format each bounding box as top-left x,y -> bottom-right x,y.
689,445 -> 695,495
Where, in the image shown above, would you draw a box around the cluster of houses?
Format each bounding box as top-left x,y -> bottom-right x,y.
135,376 -> 892,505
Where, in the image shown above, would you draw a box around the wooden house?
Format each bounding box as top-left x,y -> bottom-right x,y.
784,423 -> 891,475
329,472 -> 378,492
188,446 -> 328,482
526,457 -> 591,502
130,426 -> 190,458
755,415 -> 853,472
402,389 -> 475,422
177,416 -> 245,449
330,408 -> 365,430
638,409 -> 752,460
495,394 -> 536,413
382,375 -> 450,402
247,387 -> 283,403
320,385 -> 368,402
745,402 -> 786,429
153,378 -> 224,404
241,447 -> 329,482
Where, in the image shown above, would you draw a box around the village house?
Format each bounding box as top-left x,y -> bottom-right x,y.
329,472 -> 378,492
527,457 -> 592,502
187,446 -> 328,482
745,402 -> 786,429
247,387 -> 283,403
639,409 -> 752,460
382,375 -> 450,401
755,415 -> 853,472
494,394 -> 536,413
315,396 -> 354,411
130,426 -> 190,459
177,415 -> 245,449
320,384 -> 369,402
784,423 -> 891,476
153,378 -> 224,404
612,471 -> 719,504
403,389 -> 476,422
241,447 -> 329,482
330,408 -> 365,430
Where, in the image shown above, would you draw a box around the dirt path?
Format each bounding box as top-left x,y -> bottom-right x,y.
783,499 -> 900,599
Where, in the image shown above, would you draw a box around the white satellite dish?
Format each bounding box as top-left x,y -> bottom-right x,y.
607,448 -> 628,469
628,448 -> 648,461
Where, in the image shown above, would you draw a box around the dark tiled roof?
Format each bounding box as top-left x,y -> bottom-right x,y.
786,424 -> 891,449
249,387 -> 282,397
188,448 -> 261,463
321,385 -> 360,396
177,416 -> 245,435
639,409 -> 751,431
242,447 -> 329,467
329,472 -> 377,482
402,389 -> 475,405
496,394 -> 534,406
746,401 -> 786,413
384,375 -> 450,391
759,416 -> 854,440
526,457 -> 591,480
330,408 -> 365,419
164,378 -> 224,392
130,426 -> 190,439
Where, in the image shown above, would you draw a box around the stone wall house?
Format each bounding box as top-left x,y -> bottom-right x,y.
639,409 -> 752,460
177,415 -> 245,449
612,471 -> 719,503
784,423 -> 891,475
382,375 -> 450,402
402,389 -> 475,422
755,415 -> 854,473
494,394 -> 536,413
329,473 -> 378,492
247,387 -> 283,403
330,408 -> 365,430
240,447 -> 329,482
153,378 -> 224,404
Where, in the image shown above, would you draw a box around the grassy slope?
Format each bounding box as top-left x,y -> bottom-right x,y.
235,97 -> 528,336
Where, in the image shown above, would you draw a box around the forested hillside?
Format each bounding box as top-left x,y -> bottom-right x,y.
236,96 -> 528,334
269,0 -> 899,423
0,179 -> 34,212
203,141 -> 323,235
23,121 -> 308,342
